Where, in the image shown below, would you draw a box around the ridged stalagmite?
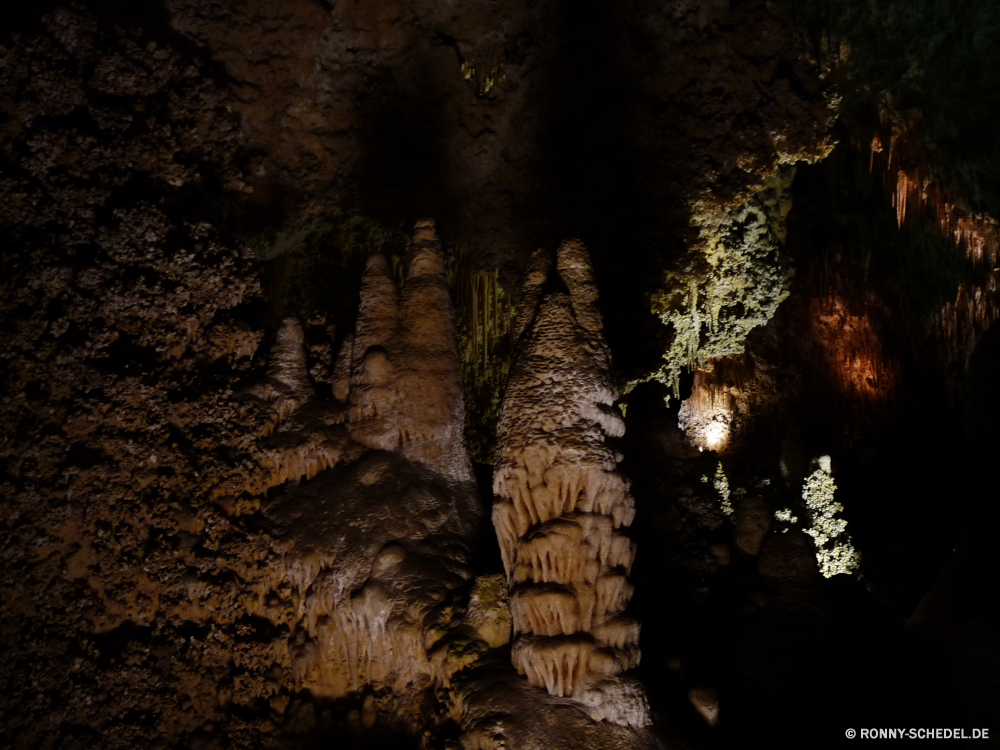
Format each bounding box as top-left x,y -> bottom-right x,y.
493,240 -> 648,726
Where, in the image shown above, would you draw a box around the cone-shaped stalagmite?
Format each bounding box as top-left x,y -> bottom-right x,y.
348,220 -> 472,483
243,318 -> 316,436
493,241 -> 648,726
348,252 -> 402,451
396,220 -> 471,480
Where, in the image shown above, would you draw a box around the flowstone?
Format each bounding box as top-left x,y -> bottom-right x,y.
241,227 -> 660,746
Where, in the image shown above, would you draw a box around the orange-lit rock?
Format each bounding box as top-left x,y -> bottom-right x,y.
678,358 -> 754,452
809,294 -> 898,415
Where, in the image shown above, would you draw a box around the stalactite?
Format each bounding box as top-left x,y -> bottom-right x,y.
677,359 -> 747,452
651,168 -> 796,401
872,128 -> 1000,268
492,240 -> 649,728
937,283 -> 1000,379
868,129 -> 1000,383
808,294 -> 899,436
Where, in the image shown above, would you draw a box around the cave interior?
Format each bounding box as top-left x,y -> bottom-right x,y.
1,0 -> 999,748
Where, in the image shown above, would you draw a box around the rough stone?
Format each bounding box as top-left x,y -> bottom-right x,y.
240,220 -> 482,722
734,496 -> 772,557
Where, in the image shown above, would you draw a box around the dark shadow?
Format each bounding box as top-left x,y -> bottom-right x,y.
296,726 -> 421,750
1,0 -> 174,44
356,62 -> 454,227
531,1 -> 675,377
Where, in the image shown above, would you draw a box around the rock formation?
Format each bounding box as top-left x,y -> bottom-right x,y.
238,219 -> 483,729
4,2 -> 994,747
347,220 -> 474,483
492,241 -> 648,726
457,665 -> 662,750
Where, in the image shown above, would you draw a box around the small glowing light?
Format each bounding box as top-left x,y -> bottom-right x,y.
678,385 -> 733,452
704,420 -> 728,451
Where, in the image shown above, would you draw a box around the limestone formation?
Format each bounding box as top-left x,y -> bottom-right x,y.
492,241 -> 647,726
466,574 -> 513,650
457,665 -> 662,750
239,219 -> 481,725
241,318 -> 358,493
346,219 -> 474,484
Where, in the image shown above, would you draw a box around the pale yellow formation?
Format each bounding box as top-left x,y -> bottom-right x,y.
465,573 -> 513,650
493,241 -> 642,708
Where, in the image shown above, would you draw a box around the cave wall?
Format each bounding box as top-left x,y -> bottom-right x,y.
1,1 -> 998,749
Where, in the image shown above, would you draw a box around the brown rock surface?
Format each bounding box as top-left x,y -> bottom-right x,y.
0,55 -> 481,735
457,663 -> 664,750
0,10 -> 272,746
234,220 -> 483,726
157,0 -> 833,272
5,1 -> 968,747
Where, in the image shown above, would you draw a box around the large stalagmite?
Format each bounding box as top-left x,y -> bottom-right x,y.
347,220 -> 473,482
239,220 -> 482,727
492,241 -> 649,726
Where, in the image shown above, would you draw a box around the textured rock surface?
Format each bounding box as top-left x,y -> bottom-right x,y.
492,241 -> 647,726
465,574 -> 513,650
157,0 -> 835,286
0,11 -> 273,746
3,1 -> 994,748
0,82 -> 481,737
346,220 -> 474,483
238,220 -> 483,725
457,660 -> 664,750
